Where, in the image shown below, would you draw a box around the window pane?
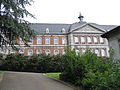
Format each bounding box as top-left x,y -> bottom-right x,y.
45,37 -> 50,44
81,36 -> 85,43
75,49 -> 80,55
87,37 -> 92,43
94,37 -> 98,43
95,49 -> 99,56
101,49 -> 106,57
19,50 -> 24,54
54,50 -> 59,55
19,38 -> 24,44
37,37 -> 42,44
74,37 -> 79,43
37,49 -> 42,54
28,38 -> 33,44
45,49 -> 50,55
100,37 -> 104,43
28,50 -> 33,55
54,37 -> 58,44
46,28 -> 49,33
62,37 -> 66,44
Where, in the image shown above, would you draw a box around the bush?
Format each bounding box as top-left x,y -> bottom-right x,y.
60,49 -> 120,90
0,54 -> 63,73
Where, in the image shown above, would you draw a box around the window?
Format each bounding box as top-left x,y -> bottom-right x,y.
101,49 -> 106,57
62,49 -> 66,55
74,36 -> 79,43
54,50 -> 59,55
45,49 -> 50,55
54,37 -> 58,44
37,37 -> 42,44
95,49 -> 99,56
82,49 -> 85,54
81,36 -> 85,43
62,37 -> 67,44
45,37 -> 50,44
10,49 -> 15,54
94,37 -> 98,44
61,28 -> 65,33
28,38 -> 33,44
100,37 -> 104,43
19,38 -> 24,44
46,28 -> 49,33
28,49 -> 33,55
19,50 -> 24,54
75,49 -> 80,55
37,49 -> 42,54
0,49 -> 4,54
87,36 -> 92,44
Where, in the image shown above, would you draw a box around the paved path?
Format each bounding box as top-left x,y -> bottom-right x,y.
0,72 -> 76,90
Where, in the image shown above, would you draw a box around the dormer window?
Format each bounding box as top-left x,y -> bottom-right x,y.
46,28 -> 49,33
61,28 -> 65,33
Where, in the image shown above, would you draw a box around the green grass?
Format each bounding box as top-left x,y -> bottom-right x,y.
0,70 -> 4,73
46,73 -> 61,79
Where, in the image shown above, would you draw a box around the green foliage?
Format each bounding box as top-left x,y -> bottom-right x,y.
60,49 -> 120,90
0,54 -> 63,73
0,0 -> 35,49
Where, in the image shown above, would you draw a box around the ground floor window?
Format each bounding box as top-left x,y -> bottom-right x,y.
28,49 -> 33,55
45,49 -> 50,55
54,50 -> 59,55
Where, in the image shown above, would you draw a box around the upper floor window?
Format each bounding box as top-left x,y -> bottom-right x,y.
46,28 -> 49,33
19,38 -> 24,44
37,49 -> 42,54
61,28 -> 65,33
28,38 -> 33,44
54,37 -> 59,44
45,49 -> 50,55
81,36 -> 85,44
87,36 -> 92,44
94,37 -> 98,44
45,37 -> 50,44
19,50 -> 24,54
100,37 -> 104,43
37,37 -> 42,44
54,50 -> 59,55
62,37 -> 67,44
28,49 -> 33,55
101,49 -> 106,57
74,36 -> 79,43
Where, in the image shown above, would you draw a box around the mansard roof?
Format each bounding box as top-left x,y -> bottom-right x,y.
29,23 -> 71,34
29,22 -> 117,34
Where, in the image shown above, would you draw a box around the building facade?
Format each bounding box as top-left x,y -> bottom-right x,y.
0,17 -> 117,57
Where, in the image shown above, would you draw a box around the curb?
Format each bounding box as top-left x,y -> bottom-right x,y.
43,74 -> 80,90
0,72 -> 4,85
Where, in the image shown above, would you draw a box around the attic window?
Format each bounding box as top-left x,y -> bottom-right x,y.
46,28 -> 49,33
61,28 -> 65,33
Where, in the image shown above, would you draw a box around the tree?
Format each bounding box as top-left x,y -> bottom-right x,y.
0,0 -> 36,49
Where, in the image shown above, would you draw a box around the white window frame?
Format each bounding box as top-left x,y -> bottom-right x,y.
62,49 -> 65,55
101,49 -> 106,57
37,37 -> 42,44
36,49 -> 42,54
45,49 -> 50,55
87,36 -> 92,44
100,37 -> 104,43
0,49 -> 4,54
62,28 -> 65,33
94,37 -> 98,44
28,49 -> 33,55
81,36 -> 85,44
95,49 -> 99,56
46,28 -> 49,33
54,37 -> 59,44
75,49 -> 80,55
54,49 -> 59,55
62,37 -> 67,44
82,49 -> 85,55
74,36 -> 79,43
19,38 -> 24,44
28,38 -> 33,44
45,37 -> 50,44
19,50 -> 24,54
10,49 -> 15,54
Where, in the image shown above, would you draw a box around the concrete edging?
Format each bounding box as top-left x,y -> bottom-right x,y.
43,74 -> 80,90
0,72 -> 4,85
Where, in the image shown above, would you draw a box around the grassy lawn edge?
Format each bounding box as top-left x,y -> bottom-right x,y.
45,72 -> 61,79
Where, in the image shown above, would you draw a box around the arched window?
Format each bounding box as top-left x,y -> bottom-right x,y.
19,50 -> 24,54
28,49 -> 33,55
54,50 -> 59,55
61,28 -> 65,33
46,28 -> 49,33
45,49 -> 50,55
37,49 -> 42,54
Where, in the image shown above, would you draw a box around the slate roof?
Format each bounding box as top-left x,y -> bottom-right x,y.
29,23 -> 71,34
29,22 -> 118,34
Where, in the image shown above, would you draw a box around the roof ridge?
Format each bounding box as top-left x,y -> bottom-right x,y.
30,23 -> 71,25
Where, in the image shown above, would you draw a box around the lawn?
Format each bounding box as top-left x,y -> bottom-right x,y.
45,73 -> 61,79
0,70 -> 4,73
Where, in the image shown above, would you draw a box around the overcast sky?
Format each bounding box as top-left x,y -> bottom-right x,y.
26,0 -> 120,25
